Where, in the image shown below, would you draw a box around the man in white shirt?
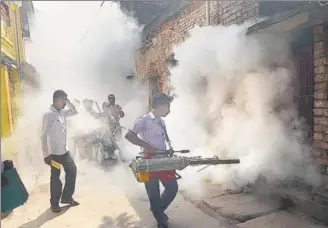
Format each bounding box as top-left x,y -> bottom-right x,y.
40,90 -> 78,212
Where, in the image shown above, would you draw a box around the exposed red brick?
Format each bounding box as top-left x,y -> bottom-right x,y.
314,124 -> 324,132
314,66 -> 325,74
323,126 -> 328,134
314,48 -> 326,59
314,132 -> 324,140
314,73 -> 327,83
315,82 -> 327,91
314,58 -> 324,66
313,140 -> 328,150
314,108 -> 324,116
314,116 -> 328,125
314,33 -> 324,42
324,57 -> 328,65
314,100 -> 328,108
314,41 -> 324,51
314,91 -> 326,100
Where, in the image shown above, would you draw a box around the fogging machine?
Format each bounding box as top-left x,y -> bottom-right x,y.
129,150 -> 240,183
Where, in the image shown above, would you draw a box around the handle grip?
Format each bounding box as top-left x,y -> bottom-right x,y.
138,150 -> 190,156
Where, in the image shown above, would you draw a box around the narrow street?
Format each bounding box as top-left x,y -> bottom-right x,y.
2,1 -> 328,227
2,161 -> 229,228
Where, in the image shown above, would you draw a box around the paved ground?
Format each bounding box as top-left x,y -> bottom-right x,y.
2,161 -> 230,228
3,160 -> 327,228
182,184 -> 327,228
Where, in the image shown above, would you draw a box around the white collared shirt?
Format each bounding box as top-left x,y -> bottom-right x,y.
130,111 -> 167,158
40,105 -> 77,157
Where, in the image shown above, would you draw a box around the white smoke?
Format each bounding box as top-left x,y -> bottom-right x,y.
2,1 -> 146,191
166,24 -> 320,194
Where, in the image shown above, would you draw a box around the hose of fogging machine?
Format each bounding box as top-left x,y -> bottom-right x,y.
220,159 -> 240,164
189,158 -> 240,166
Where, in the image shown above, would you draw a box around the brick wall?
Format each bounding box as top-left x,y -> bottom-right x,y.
216,0 -> 259,25
135,1 -> 259,95
313,24 -> 328,176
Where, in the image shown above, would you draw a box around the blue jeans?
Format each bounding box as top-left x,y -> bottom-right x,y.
145,178 -> 178,224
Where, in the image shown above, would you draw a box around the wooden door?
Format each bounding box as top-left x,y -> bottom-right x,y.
294,45 -> 314,142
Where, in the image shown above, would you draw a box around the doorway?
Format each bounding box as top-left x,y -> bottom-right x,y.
294,45 -> 314,142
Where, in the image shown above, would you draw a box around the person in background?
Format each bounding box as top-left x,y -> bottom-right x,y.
107,94 -> 124,139
125,93 -> 177,228
41,90 -> 79,213
84,100 -> 117,163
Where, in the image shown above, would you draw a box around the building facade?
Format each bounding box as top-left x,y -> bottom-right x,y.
1,0 -> 36,154
1,1 -> 39,163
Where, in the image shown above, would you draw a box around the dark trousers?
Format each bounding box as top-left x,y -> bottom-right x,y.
145,178 -> 178,224
50,152 -> 77,207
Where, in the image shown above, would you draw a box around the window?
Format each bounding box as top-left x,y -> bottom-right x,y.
1,1 -> 10,26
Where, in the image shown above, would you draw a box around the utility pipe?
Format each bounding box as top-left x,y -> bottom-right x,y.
206,1 -> 210,25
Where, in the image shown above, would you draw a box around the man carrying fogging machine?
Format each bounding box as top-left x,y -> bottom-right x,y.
125,93 -> 240,228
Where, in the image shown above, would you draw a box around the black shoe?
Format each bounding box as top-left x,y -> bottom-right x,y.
60,199 -> 80,206
163,213 -> 169,222
51,205 -> 61,213
157,223 -> 168,228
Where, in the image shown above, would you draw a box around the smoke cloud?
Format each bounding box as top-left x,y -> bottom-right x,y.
2,1 -> 145,191
166,24 -> 321,194
2,2 -> 321,201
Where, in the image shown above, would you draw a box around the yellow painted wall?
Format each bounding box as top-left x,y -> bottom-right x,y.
1,66 -> 15,160
1,66 -> 13,138
9,3 -> 25,63
11,68 -> 20,117
1,2 -> 26,159
8,3 -> 24,119
1,7 -> 16,60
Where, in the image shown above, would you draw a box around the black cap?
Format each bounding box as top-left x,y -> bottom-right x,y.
151,93 -> 171,109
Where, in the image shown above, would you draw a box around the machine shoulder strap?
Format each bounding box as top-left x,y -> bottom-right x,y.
157,118 -> 172,150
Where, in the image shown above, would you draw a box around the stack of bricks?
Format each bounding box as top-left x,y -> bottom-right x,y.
313,24 -> 328,178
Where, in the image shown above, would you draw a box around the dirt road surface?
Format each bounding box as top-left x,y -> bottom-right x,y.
2,161 -> 230,228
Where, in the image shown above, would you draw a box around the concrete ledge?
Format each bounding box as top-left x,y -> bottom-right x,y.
256,187 -> 328,224
180,190 -> 240,227
182,183 -> 328,226
203,193 -> 280,223
238,211 -> 326,228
